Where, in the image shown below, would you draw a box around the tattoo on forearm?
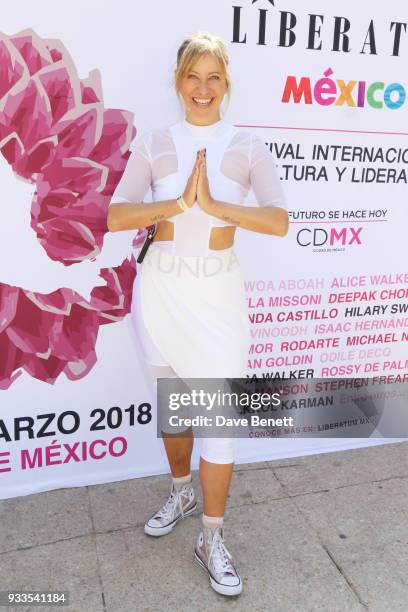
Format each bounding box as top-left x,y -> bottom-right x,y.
221,215 -> 241,226
151,214 -> 165,222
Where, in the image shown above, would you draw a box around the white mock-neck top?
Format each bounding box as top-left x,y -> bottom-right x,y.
181,117 -> 225,138
111,116 -> 286,256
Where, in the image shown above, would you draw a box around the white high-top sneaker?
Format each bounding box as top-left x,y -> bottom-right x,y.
194,525 -> 242,596
144,482 -> 197,536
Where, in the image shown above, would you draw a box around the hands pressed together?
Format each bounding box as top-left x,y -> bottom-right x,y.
182,149 -> 214,212
179,148 -> 288,237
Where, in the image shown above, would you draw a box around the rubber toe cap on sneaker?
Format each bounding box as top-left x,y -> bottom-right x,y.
211,575 -> 242,596
144,518 -> 174,536
220,576 -> 241,587
146,518 -> 163,529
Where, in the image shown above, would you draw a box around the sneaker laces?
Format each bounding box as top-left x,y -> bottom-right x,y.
154,484 -> 191,522
208,528 -> 235,576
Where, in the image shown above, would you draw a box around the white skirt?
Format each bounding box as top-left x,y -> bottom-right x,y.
130,243 -> 250,379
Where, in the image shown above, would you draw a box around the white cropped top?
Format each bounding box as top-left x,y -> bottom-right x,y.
110,118 -> 286,256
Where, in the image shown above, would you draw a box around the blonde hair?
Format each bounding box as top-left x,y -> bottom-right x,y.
174,32 -> 231,107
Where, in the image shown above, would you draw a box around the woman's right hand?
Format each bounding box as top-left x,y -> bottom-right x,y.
108,151 -> 204,231
182,150 -> 203,208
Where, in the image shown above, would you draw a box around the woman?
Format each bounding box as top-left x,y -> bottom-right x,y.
107,32 -> 288,597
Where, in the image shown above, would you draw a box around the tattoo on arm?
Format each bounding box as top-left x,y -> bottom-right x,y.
221,216 -> 241,226
150,214 -> 165,222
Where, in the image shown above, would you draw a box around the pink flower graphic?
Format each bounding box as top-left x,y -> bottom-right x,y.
0,29 -> 144,390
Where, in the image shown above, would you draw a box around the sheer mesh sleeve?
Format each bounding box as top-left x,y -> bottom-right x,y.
109,132 -> 152,205
250,134 -> 287,209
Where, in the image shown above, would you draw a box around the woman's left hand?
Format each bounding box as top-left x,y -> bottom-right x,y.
196,149 -> 214,213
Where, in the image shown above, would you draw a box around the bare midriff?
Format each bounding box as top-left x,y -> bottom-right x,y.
152,220 -> 236,250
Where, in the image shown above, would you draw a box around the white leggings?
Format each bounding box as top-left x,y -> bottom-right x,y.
132,275 -> 236,465
147,362 -> 236,465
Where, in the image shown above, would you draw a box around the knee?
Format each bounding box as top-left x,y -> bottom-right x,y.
200,437 -> 236,464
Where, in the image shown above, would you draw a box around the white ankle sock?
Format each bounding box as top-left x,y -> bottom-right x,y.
202,513 -> 224,531
172,472 -> 192,491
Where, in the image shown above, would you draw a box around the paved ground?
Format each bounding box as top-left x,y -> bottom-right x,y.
0,441 -> 407,612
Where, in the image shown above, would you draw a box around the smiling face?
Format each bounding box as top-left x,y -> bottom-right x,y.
177,52 -> 229,126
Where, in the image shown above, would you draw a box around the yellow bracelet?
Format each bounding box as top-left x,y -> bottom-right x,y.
176,195 -> 188,211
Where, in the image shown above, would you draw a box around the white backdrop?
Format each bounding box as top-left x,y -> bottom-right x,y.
0,0 -> 406,499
